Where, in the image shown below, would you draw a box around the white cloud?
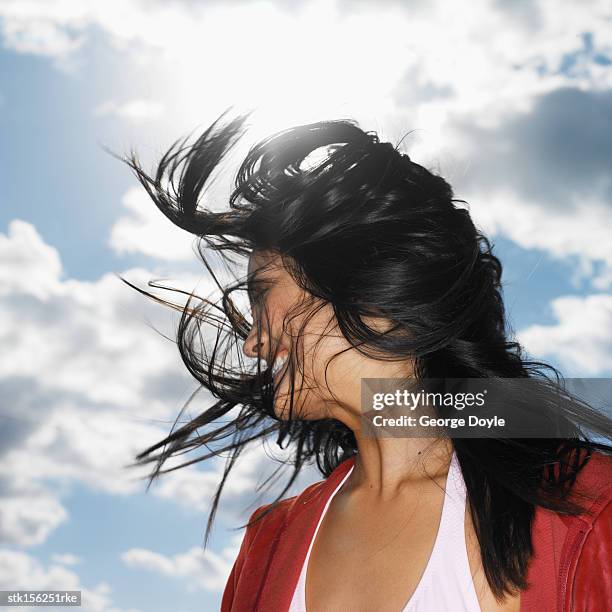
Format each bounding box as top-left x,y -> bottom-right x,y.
461,188 -> 612,289
149,435 -> 309,514
518,293 -> 612,375
121,535 -> 241,593
440,86 -> 612,289
0,479 -> 67,547
0,220 -> 230,545
0,220 -> 200,410
0,406 -> 175,498
0,269 -> 186,409
93,99 -> 165,122
0,15 -> 83,57
109,187 -> 197,261
0,548 -> 141,612
0,220 -> 63,301
51,552 -> 82,565
0,0 -> 608,130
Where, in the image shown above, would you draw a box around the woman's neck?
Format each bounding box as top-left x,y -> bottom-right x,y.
347,435 -> 454,497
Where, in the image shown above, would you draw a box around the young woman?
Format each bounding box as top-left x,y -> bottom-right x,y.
122,111 -> 612,611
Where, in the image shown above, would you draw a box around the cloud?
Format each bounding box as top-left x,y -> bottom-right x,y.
0,476 -> 67,547
0,270 -> 190,409
0,549 -> 141,612
2,404 -> 174,497
51,552 -> 82,565
1,0 -> 611,138
454,87 -> 612,208
148,435 -> 313,515
446,87 -> 612,288
0,220 -> 63,301
0,220 -> 212,545
5,0 -> 608,132
0,14 -> 84,57
0,220 -> 199,410
109,187 -> 198,261
517,293 -> 612,375
121,536 -> 240,593
93,99 -> 165,122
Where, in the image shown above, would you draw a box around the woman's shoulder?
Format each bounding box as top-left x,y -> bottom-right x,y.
550,450 -> 612,551
541,450 -> 612,533
570,450 -> 612,514
575,449 -> 612,484
511,451 -> 611,611
565,451 -> 612,610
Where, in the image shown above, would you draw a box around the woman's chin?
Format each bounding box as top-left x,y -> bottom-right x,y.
271,381 -> 323,420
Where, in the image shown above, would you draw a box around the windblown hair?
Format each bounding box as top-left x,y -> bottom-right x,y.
119,109 -> 612,600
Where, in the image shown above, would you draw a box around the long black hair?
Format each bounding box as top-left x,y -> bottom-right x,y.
118,109 -> 612,600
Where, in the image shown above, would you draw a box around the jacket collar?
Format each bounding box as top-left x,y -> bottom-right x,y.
255,454 -> 356,610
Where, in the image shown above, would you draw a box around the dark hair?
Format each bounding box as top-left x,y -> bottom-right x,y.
117,109 -> 612,600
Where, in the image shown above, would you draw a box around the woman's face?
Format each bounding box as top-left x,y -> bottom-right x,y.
243,249 -> 413,425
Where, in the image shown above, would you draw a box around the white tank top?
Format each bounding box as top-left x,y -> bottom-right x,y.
288,451 -> 481,611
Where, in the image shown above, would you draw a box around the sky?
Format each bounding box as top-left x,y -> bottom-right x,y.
1,0 -> 612,610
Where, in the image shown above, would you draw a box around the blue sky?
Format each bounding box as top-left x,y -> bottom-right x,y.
1,1 -> 612,611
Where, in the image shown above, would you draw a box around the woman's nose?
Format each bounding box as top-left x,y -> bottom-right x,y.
242,327 -> 267,359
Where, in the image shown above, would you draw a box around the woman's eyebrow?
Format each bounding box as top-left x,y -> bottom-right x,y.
247,275 -> 270,305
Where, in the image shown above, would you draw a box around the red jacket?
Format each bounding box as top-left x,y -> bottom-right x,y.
221,452 -> 612,611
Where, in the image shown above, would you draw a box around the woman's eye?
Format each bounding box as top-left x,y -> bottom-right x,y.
251,289 -> 268,310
